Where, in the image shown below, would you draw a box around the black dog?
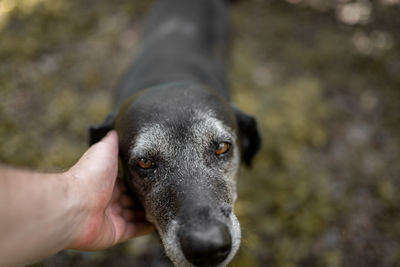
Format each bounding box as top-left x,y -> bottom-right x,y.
90,0 -> 261,266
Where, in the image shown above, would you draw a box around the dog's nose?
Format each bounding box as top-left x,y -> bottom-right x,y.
179,221 -> 232,266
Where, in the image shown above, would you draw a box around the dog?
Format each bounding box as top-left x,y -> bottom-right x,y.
89,0 -> 261,266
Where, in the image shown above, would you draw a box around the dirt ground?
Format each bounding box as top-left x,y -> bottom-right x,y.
1,0 -> 400,266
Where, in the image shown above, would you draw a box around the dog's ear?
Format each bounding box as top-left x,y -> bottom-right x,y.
88,111 -> 117,146
232,105 -> 261,167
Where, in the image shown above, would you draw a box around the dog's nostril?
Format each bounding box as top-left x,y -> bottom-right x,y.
179,221 -> 232,266
221,206 -> 232,218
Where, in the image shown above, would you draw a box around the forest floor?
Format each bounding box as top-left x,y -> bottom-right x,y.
1,0 -> 400,266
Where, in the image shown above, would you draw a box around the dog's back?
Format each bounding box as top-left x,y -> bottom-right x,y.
114,0 -> 231,107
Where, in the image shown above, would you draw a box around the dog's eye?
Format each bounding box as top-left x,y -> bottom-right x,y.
215,142 -> 231,155
137,158 -> 154,169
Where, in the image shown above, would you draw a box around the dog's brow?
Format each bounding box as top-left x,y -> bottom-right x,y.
192,110 -> 235,141
130,123 -> 170,158
129,110 -> 235,159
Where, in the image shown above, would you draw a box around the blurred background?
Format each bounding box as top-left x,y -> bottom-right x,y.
1,0 -> 400,266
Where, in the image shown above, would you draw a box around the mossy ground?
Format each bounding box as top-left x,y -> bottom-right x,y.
1,0 -> 399,266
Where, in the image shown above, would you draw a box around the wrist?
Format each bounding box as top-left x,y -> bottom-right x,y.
59,170 -> 89,251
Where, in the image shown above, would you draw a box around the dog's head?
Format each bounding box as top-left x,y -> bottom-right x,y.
89,83 -> 261,266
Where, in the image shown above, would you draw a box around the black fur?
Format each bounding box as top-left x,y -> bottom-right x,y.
88,1 -> 261,264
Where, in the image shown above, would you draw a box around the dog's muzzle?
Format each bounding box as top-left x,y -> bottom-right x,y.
177,209 -> 232,266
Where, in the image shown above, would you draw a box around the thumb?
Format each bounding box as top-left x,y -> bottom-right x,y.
69,131 -> 119,190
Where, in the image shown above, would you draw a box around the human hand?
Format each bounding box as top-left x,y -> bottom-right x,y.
65,130 -> 154,251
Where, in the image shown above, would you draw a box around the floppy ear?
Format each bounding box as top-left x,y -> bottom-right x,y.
232,105 -> 261,167
88,111 -> 117,146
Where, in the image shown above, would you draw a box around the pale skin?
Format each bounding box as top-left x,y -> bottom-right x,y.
0,131 -> 154,267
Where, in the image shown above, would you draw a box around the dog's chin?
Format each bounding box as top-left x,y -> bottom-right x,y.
156,213 -> 241,267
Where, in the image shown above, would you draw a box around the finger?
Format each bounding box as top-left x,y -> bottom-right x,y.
109,200 -> 123,216
122,209 -> 147,222
121,222 -> 155,242
118,179 -> 128,193
122,209 -> 134,221
120,195 -> 135,207
111,182 -> 122,203
131,210 -> 146,221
